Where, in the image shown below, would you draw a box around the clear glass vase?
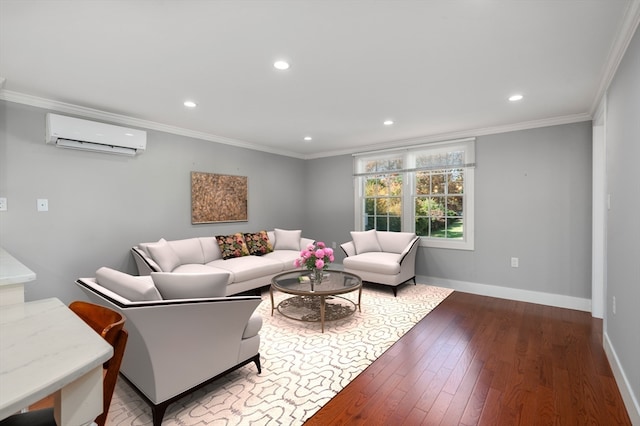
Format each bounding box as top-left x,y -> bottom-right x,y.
313,268 -> 324,284
309,268 -> 324,287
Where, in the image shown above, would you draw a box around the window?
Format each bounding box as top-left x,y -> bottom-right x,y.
354,138 -> 475,250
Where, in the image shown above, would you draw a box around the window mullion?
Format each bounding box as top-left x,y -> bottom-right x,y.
404,170 -> 414,232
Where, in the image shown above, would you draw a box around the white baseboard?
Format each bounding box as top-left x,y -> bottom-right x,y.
604,332 -> 640,425
419,275 -> 592,312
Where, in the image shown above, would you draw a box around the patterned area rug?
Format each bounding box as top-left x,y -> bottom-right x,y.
107,283 -> 453,425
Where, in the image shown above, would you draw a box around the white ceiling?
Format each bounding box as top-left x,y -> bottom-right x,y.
1,0 -> 639,158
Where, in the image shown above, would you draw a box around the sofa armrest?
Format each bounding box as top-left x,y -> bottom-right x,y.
242,312 -> 263,339
131,247 -> 161,276
399,236 -> 420,265
340,241 -> 356,257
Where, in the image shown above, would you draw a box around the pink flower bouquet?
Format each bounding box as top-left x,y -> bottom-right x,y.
294,241 -> 335,271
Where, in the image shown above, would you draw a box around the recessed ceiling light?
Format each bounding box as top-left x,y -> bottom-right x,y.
383,120 -> 394,126
508,94 -> 524,102
184,100 -> 197,108
304,136 -> 312,141
274,60 -> 290,70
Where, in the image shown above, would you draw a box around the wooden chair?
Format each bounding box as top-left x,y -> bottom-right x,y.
0,301 -> 128,426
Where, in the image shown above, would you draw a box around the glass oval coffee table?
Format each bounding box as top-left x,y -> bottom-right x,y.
270,270 -> 362,333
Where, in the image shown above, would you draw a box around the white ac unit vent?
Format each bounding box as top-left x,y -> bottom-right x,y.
45,113 -> 146,156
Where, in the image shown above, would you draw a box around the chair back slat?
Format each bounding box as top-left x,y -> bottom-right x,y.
69,301 -> 128,426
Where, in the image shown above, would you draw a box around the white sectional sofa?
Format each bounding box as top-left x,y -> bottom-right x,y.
76,267 -> 263,426
341,230 -> 420,296
131,229 -> 314,295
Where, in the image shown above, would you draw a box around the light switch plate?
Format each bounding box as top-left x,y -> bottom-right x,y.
0,197 -> 6,211
37,198 -> 48,212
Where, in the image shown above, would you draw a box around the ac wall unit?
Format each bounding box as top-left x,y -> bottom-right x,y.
45,113 -> 146,156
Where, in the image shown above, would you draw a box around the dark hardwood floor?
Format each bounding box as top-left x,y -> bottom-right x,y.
305,291 -> 631,425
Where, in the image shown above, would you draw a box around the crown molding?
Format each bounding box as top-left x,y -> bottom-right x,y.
309,113 -> 592,159
0,89 -> 590,161
0,90 -> 307,160
590,0 -> 640,115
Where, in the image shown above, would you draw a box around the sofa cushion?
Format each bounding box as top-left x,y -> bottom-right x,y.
274,228 -> 302,251
376,231 -> 417,254
244,230 -> 274,256
171,264 -> 233,282
150,272 -> 230,299
95,267 -> 162,301
262,250 -> 301,271
207,256 -> 283,282
351,230 -> 382,254
199,237 -> 223,263
168,238 -> 205,265
216,233 -> 250,260
342,252 -> 402,275
146,238 -> 181,272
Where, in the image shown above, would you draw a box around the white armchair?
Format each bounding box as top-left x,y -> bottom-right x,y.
75,268 -> 262,426
340,230 -> 420,296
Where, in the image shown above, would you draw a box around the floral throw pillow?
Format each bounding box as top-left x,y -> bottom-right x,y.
244,230 -> 274,256
215,233 -> 250,260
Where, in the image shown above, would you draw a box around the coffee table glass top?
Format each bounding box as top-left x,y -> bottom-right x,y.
270,269 -> 362,332
271,269 -> 361,295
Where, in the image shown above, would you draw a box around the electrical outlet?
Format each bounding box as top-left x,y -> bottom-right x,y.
37,198 -> 48,212
0,197 -> 6,211
612,296 -> 616,315
511,257 -> 519,268
332,241 -> 337,249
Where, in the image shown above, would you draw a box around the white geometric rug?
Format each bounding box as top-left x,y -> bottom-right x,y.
106,283 -> 453,425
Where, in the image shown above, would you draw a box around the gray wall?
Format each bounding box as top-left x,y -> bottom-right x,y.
605,23 -> 640,415
0,101 -> 306,303
424,124 -> 593,298
307,122 -> 593,299
302,154 -> 355,257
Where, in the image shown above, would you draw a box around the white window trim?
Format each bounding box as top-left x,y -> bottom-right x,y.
418,168 -> 474,250
353,138 -> 475,251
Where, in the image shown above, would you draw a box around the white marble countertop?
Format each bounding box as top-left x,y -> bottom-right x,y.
0,248 -> 36,286
0,298 -> 113,420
